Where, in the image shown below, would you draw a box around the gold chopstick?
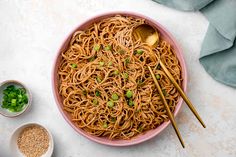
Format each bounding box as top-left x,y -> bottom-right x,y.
148,66 -> 185,148
159,61 -> 206,128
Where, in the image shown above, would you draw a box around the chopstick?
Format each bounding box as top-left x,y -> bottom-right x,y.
159,61 -> 206,128
148,66 -> 185,148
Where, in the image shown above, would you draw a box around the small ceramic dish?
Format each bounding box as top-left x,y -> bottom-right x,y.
10,123 -> 54,157
0,80 -> 32,117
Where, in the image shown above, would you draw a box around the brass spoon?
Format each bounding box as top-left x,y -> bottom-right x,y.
133,24 -> 206,128
132,24 -> 159,47
133,24 -> 185,148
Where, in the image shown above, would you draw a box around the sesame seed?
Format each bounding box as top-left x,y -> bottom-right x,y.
17,125 -> 49,157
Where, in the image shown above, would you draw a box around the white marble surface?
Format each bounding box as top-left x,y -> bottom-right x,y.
0,0 -> 236,157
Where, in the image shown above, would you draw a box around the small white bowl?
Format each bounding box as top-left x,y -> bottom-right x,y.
0,80 -> 32,117
10,123 -> 54,157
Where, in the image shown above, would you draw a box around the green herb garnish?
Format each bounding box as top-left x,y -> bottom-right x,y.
125,90 -> 133,98
93,44 -> 100,51
124,58 -> 130,65
118,49 -> 125,54
113,70 -> 119,75
99,61 -> 105,66
111,93 -> 119,101
162,89 -> 167,96
103,122 -> 108,128
107,101 -> 114,108
108,61 -> 113,66
123,72 -> 129,79
156,74 -> 160,80
95,90 -> 101,96
128,99 -> 134,106
138,126 -> 143,132
1,85 -> 28,112
136,49 -> 143,55
96,77 -> 102,83
135,109 -> 141,113
104,45 -> 112,51
92,99 -> 98,105
88,56 -> 96,62
71,63 -> 77,68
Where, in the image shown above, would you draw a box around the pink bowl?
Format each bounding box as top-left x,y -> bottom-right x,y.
52,12 -> 187,146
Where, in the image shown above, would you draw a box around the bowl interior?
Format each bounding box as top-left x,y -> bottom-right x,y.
10,123 -> 54,157
52,12 -> 187,146
0,80 -> 31,117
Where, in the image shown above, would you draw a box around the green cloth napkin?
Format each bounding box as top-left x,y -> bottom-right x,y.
153,0 -> 236,88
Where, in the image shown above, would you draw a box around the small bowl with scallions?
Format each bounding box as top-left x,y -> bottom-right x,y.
0,80 -> 31,117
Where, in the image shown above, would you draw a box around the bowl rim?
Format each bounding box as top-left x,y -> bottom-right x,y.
0,80 -> 32,118
52,11 -> 187,146
9,122 -> 54,157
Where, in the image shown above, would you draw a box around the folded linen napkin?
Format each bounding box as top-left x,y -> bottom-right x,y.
153,0 -> 236,88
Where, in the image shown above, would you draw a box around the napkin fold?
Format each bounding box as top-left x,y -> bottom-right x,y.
153,0 -> 214,11
153,0 -> 236,88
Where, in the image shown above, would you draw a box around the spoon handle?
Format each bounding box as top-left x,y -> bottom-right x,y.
148,66 -> 185,148
160,61 -> 206,128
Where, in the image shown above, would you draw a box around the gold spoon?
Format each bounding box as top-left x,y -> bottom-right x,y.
133,24 -> 185,148
132,24 -> 159,47
133,24 -> 206,128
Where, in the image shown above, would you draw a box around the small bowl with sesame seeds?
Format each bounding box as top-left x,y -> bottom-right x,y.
10,123 -> 54,157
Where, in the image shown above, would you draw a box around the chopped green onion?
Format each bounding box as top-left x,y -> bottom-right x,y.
136,49 -> 143,55
19,88 -> 26,94
111,93 -> 119,101
108,61 -> 113,66
71,63 -> 77,68
135,109 -> 141,113
123,72 -> 129,79
104,45 -> 112,51
103,122 -> 108,128
92,99 -> 98,105
113,70 -> 119,75
138,126 -> 143,132
11,99 -> 17,106
107,101 -> 114,108
88,56 -> 96,62
95,90 -> 101,96
118,49 -> 125,54
93,44 -> 100,51
126,90 -> 133,98
1,85 -> 28,112
18,94 -> 22,99
156,74 -> 160,80
128,99 -> 134,106
124,58 -> 130,65
162,89 -> 167,96
96,77 -> 102,83
99,61 -> 105,66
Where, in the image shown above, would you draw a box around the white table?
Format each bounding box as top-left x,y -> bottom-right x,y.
0,0 -> 235,157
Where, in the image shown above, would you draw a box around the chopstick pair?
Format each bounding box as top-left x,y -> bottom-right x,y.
148,61 -> 206,148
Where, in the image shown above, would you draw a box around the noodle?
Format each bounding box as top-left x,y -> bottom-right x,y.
58,15 -> 182,139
